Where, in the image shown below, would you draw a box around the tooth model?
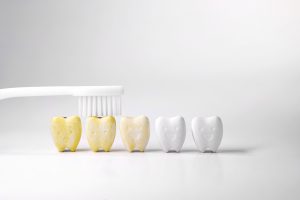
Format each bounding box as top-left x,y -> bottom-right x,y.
120,116 -> 150,152
86,116 -> 116,152
155,116 -> 186,152
191,116 -> 223,152
51,116 -> 82,152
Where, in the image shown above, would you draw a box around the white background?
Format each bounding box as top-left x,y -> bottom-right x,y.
0,0 -> 300,199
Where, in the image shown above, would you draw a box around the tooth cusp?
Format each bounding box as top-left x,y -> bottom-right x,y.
86,116 -> 116,152
51,116 -> 82,152
120,116 -> 150,152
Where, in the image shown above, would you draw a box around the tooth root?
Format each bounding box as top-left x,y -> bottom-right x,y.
86,116 -> 116,152
121,125 -> 136,152
155,116 -> 186,153
120,116 -> 150,152
51,116 -> 82,152
191,116 -> 223,153
127,141 -> 135,153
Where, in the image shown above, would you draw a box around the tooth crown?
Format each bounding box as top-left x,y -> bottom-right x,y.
120,116 -> 150,152
155,116 -> 186,152
191,116 -> 223,152
86,116 -> 116,152
51,116 -> 82,152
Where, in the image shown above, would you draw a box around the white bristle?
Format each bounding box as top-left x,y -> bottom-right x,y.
82,97 -> 86,117
97,96 -> 101,116
75,86 -> 123,117
92,96 -> 97,116
112,96 -> 115,116
100,96 -> 103,115
78,95 -> 122,117
118,96 -> 122,114
110,97 -> 113,115
87,97 -> 92,116
103,96 -> 107,116
78,96 -> 82,116
106,96 -> 109,115
115,96 -> 118,115
107,97 -> 110,115
108,96 -> 112,115
106,96 -> 110,115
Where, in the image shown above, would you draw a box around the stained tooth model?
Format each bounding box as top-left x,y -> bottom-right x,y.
86,116 -> 116,152
51,116 -> 82,152
120,116 -> 150,152
191,116 -> 223,152
155,116 -> 186,152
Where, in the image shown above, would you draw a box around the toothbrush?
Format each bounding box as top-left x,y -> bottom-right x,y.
0,86 -> 124,117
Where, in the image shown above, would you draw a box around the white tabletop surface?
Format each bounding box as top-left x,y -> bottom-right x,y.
0,128 -> 299,200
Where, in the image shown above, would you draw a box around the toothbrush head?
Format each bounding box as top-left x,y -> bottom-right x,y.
74,86 -> 124,117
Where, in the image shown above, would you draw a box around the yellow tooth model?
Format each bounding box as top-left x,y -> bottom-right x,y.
86,116 -> 116,152
120,116 -> 150,152
51,116 -> 82,152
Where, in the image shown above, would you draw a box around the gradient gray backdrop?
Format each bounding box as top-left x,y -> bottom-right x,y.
0,0 -> 300,200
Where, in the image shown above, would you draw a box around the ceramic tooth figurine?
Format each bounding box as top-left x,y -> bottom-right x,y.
120,116 -> 150,152
51,116 -> 82,152
191,116 -> 223,152
155,116 -> 186,152
86,116 -> 116,152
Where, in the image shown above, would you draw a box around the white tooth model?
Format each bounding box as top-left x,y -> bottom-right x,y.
155,116 -> 186,152
120,116 -> 150,152
191,116 -> 223,152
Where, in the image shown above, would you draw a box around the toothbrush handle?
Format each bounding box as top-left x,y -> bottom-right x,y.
0,87 -> 74,100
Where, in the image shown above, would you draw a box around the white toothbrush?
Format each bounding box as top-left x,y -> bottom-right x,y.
0,86 -> 124,117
